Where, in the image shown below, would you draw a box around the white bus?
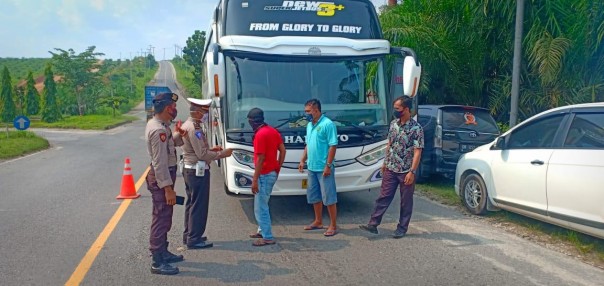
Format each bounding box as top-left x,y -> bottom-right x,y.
201,0 -> 421,195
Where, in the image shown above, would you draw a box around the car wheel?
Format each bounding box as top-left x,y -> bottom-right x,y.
460,173 -> 488,215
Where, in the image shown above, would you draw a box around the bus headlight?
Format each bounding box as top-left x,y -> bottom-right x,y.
232,149 -> 255,168
356,144 -> 387,166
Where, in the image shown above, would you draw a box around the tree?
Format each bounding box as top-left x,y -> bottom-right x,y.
0,66 -> 16,123
13,85 -> 25,115
98,90 -> 128,117
182,30 -> 206,92
25,71 -> 40,115
49,46 -> 105,116
41,64 -> 62,123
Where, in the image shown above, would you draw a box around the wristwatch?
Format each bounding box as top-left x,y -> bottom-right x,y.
410,169 -> 416,175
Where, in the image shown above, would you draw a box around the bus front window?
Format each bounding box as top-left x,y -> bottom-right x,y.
224,55 -> 388,131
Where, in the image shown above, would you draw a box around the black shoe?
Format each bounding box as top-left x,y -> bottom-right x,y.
187,241 -> 214,249
162,250 -> 184,263
150,253 -> 179,275
150,262 -> 179,275
183,236 -> 207,245
392,229 -> 406,239
359,224 -> 378,234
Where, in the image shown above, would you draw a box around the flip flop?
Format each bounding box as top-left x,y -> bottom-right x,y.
249,232 -> 263,238
323,228 -> 338,237
252,239 -> 276,246
304,224 -> 324,231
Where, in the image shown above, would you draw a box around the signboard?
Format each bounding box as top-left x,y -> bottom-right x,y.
13,115 -> 30,130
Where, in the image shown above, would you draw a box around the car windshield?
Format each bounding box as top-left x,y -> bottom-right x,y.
224,54 -> 388,131
442,108 -> 499,133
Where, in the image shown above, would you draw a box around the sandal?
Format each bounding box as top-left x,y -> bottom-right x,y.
252,239 -> 276,246
303,224 -> 324,231
249,232 -> 263,238
323,228 -> 338,237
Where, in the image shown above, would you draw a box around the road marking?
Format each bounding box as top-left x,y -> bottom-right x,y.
65,167 -> 150,286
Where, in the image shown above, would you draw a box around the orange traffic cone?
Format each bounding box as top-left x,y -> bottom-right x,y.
117,157 -> 141,199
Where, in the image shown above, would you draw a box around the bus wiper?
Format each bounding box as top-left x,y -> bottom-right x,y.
275,115 -> 305,129
331,119 -> 377,138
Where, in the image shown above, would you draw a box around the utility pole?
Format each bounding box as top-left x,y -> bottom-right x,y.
510,0 -> 525,127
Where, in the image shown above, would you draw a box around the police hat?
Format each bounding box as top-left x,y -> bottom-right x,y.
187,98 -> 212,107
153,92 -> 178,113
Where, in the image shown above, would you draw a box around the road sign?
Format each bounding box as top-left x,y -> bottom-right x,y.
13,115 -> 30,130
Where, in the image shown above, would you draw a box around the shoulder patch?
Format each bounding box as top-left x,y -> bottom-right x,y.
195,131 -> 202,140
159,133 -> 167,142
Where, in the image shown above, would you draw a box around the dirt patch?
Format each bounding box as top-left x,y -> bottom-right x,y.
416,190 -> 604,270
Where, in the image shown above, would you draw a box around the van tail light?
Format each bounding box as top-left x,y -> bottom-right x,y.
435,125 -> 442,148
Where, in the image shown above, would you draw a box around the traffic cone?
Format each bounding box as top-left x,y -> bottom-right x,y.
117,157 -> 141,199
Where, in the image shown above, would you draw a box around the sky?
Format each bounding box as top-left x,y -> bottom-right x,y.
0,0 -> 387,59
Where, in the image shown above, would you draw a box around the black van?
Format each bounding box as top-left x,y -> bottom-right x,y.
417,105 -> 500,180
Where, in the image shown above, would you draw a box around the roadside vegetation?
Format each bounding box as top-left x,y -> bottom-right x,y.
172,30 -> 206,99
29,114 -> 138,130
0,131 -> 49,159
416,178 -> 604,269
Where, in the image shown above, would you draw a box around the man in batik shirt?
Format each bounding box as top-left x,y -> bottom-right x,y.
359,96 -> 424,238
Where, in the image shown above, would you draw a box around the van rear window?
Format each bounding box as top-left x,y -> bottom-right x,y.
442,108 -> 499,133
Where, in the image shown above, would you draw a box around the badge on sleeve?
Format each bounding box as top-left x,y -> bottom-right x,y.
159,133 -> 167,142
195,131 -> 202,140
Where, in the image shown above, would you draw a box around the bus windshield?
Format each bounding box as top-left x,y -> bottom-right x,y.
224,54 -> 388,131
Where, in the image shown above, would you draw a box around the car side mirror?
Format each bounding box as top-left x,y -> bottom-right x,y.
492,137 -> 506,150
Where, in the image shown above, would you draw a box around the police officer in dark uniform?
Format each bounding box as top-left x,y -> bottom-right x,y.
175,98 -> 232,249
145,92 -> 182,275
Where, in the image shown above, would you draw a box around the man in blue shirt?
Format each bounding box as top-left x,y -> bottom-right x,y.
298,99 -> 339,236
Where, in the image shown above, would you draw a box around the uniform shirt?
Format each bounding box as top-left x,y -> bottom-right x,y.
384,118 -> 424,173
305,115 -> 338,172
145,117 -> 178,188
253,124 -> 283,174
177,117 -> 221,166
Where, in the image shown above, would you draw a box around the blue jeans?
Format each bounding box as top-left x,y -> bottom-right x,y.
306,167 -> 337,206
255,171 -> 278,240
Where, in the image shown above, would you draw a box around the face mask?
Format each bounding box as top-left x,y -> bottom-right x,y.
393,110 -> 402,119
304,113 -> 313,122
168,107 -> 178,120
248,120 -> 264,131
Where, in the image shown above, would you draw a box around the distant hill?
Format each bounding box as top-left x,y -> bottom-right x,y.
0,58 -> 51,84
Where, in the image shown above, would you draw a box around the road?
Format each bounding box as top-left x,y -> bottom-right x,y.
0,61 -> 602,286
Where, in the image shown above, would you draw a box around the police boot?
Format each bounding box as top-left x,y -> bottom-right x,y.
150,253 -> 179,275
162,250 -> 184,263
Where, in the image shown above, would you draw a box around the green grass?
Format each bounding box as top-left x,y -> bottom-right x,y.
29,114 -> 138,130
418,177 -> 604,265
0,130 -> 49,159
416,177 -> 459,205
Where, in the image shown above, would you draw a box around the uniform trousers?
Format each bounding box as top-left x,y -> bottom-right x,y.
183,168 -> 210,245
146,165 -> 177,255
368,169 -> 415,233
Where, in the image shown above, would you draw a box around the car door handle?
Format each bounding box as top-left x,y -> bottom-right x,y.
530,160 -> 544,165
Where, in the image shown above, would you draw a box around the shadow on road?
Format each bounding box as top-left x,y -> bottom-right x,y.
177,259 -> 293,283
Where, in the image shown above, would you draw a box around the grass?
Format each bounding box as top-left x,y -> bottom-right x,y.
0,130 -> 49,159
417,176 -> 604,266
29,114 -> 138,130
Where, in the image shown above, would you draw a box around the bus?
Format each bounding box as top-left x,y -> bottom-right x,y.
200,0 -> 421,195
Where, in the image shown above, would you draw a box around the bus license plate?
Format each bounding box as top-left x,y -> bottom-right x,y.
302,179 -> 307,189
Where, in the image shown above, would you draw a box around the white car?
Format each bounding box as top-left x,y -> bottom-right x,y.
455,102 -> 604,239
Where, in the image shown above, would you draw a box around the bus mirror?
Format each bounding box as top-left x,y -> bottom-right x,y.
206,45 -> 225,97
402,56 -> 421,98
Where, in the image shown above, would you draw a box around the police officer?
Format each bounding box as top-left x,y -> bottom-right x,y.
177,98 -> 232,249
145,92 -> 182,275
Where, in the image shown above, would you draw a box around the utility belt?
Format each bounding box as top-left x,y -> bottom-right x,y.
184,161 -> 208,177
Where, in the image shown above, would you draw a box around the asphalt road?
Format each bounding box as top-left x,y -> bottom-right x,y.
1,62 -> 603,286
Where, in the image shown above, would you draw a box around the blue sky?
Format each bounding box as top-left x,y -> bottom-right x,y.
0,0 -> 386,59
